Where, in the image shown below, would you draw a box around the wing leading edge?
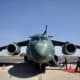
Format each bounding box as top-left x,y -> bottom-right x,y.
0,40 -> 29,51
0,40 -> 80,51
52,40 -> 80,49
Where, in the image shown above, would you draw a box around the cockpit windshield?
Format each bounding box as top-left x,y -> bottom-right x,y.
31,34 -> 47,40
41,37 -> 47,40
32,36 -> 39,40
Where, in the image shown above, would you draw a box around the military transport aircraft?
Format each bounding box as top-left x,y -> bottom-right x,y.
0,25 -> 80,73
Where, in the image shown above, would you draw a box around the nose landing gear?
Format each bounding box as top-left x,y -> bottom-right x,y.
36,63 -> 47,73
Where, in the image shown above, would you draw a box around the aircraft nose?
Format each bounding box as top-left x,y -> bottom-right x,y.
35,42 -> 49,57
30,40 -> 52,62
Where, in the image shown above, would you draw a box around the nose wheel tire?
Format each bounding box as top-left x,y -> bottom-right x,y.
24,56 -> 27,62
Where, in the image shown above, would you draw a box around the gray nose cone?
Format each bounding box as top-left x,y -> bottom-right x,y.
30,40 -> 55,63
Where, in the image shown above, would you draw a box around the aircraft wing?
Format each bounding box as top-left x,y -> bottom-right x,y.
52,40 -> 80,48
17,40 -> 29,46
0,40 -> 29,51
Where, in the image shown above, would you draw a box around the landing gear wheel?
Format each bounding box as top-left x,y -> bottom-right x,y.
24,56 -> 27,62
51,55 -> 59,66
40,64 -> 46,73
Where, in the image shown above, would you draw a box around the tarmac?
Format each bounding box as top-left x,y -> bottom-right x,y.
0,63 -> 80,80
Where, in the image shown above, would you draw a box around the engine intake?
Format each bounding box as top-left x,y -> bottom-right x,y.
62,42 -> 76,55
7,44 -> 20,55
8,44 -> 16,53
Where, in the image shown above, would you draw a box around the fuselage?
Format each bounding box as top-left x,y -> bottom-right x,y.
27,35 -> 55,63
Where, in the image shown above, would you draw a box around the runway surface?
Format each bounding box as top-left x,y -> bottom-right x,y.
0,55 -> 79,64
0,56 -> 24,63
0,63 -> 80,80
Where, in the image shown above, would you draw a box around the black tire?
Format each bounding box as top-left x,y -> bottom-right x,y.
0,63 -> 3,66
24,56 -> 27,62
40,64 -> 46,73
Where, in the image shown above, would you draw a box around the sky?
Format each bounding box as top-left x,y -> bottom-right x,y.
0,0 -> 80,56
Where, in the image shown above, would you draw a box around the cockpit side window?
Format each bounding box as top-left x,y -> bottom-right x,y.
41,37 -> 47,40
31,37 -> 39,40
31,36 -> 47,40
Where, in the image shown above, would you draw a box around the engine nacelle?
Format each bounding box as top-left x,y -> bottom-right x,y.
62,42 -> 76,55
7,44 -> 20,55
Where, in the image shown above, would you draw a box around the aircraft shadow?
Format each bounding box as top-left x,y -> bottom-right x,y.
8,62 -> 39,78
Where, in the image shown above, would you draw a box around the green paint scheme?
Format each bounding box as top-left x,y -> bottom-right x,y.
29,38 -> 55,63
